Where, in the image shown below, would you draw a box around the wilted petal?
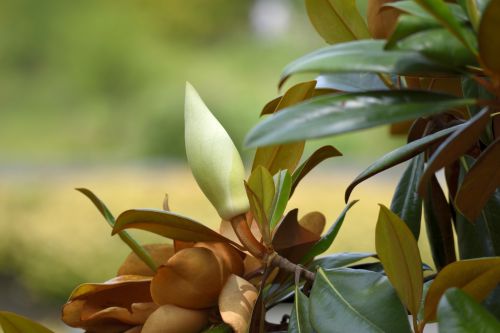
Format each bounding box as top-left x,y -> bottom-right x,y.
195,242 -> 244,276
142,304 -> 208,333
219,275 -> 258,333
117,244 -> 175,276
85,302 -> 158,325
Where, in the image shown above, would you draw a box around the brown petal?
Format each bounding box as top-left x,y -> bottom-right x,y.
117,244 -> 175,276
124,326 -> 142,333
219,275 -> 258,333
195,242 -> 244,276
150,247 -> 229,309
142,304 -> 209,333
85,302 -> 158,325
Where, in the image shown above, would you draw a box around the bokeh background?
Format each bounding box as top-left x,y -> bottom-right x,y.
0,0 -> 423,331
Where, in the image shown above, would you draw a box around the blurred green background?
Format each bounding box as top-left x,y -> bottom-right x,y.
0,0 -> 413,330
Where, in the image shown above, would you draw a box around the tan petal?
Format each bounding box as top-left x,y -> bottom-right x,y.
195,242 -> 244,276
142,304 -> 208,333
117,244 -> 175,276
219,275 -> 258,333
298,211 -> 326,236
150,247 -> 229,309
124,326 -> 142,333
173,240 -> 195,253
69,275 -> 152,300
86,302 -> 158,325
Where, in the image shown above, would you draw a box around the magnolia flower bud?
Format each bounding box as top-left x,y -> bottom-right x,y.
184,82 -> 249,220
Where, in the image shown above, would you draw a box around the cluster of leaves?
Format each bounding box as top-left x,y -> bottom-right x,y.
242,0 -> 500,332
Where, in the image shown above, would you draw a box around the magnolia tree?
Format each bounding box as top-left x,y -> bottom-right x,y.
1,0 -> 500,332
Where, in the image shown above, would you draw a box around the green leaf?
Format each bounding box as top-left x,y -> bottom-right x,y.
278,40 -> 456,88
345,124 -> 464,202
309,268 -> 412,333
438,288 -> 500,333
248,166 -> 275,219
478,0 -> 500,74
423,175 -> 456,270
418,108 -> 491,195
376,205 -> 423,318
0,311 -> 54,333
316,73 -> 388,92
253,81 -> 316,175
388,1 -> 469,21
246,90 -> 474,148
390,27 -> 477,69
305,0 -> 370,44
76,188 -> 157,272
413,0 -> 477,54
423,257 -> 500,324
455,137 -> 500,221
390,153 -> 424,239
309,252 -> 377,270
300,201 -> 358,263
112,209 -> 241,246
386,15 -> 441,49
288,287 -> 314,333
291,145 -> 342,196
270,170 -> 292,230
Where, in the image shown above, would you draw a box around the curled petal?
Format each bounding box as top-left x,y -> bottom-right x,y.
219,275 -> 258,333
142,304 -> 208,333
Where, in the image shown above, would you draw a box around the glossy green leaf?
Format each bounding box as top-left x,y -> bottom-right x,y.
0,311 -> 54,333
245,90 -> 474,148
309,268 -> 412,333
253,81 -> 316,175
423,175 -> 456,270
478,0 -> 500,74
279,40 -> 456,88
270,170 -> 292,230
316,73 -> 388,92
201,323 -> 233,333
77,188 -> 157,272
413,0 -> 477,53
391,27 -> 477,68
112,209 -> 240,246
386,15 -> 441,49
390,153 -> 424,239
244,182 -> 271,246
291,145 -> 342,196
305,0 -> 370,44
423,257 -> 500,323
418,108 -> 491,195
300,201 -> 359,263
248,166 -> 275,219
345,124 -> 464,202
438,288 -> 500,333
309,252 -> 377,270
376,205 -> 423,318
388,1 -> 469,21
455,137 -> 500,221
288,287 -> 314,333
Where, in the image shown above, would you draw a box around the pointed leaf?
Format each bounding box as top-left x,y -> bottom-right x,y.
300,201 -> 358,263
305,0 -> 370,44
309,268 -> 412,333
253,81 -> 317,175
270,170 -> 292,230
376,205 -> 423,317
423,257 -> 500,323
316,73 -> 388,92
478,0 -> 500,75
455,137 -> 500,221
438,288 -> 500,333
245,90 -> 474,148
247,166 -> 275,219
288,287 -> 314,333
418,108 -> 490,195
413,0 -> 477,53
291,145 -> 342,196
423,175 -> 456,270
112,209 -> 241,246
310,252 -> 377,270
278,40 -> 458,88
77,188 -> 157,272
386,15 -> 441,49
390,153 -> 424,239
346,124 -> 463,202
0,311 -> 54,333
